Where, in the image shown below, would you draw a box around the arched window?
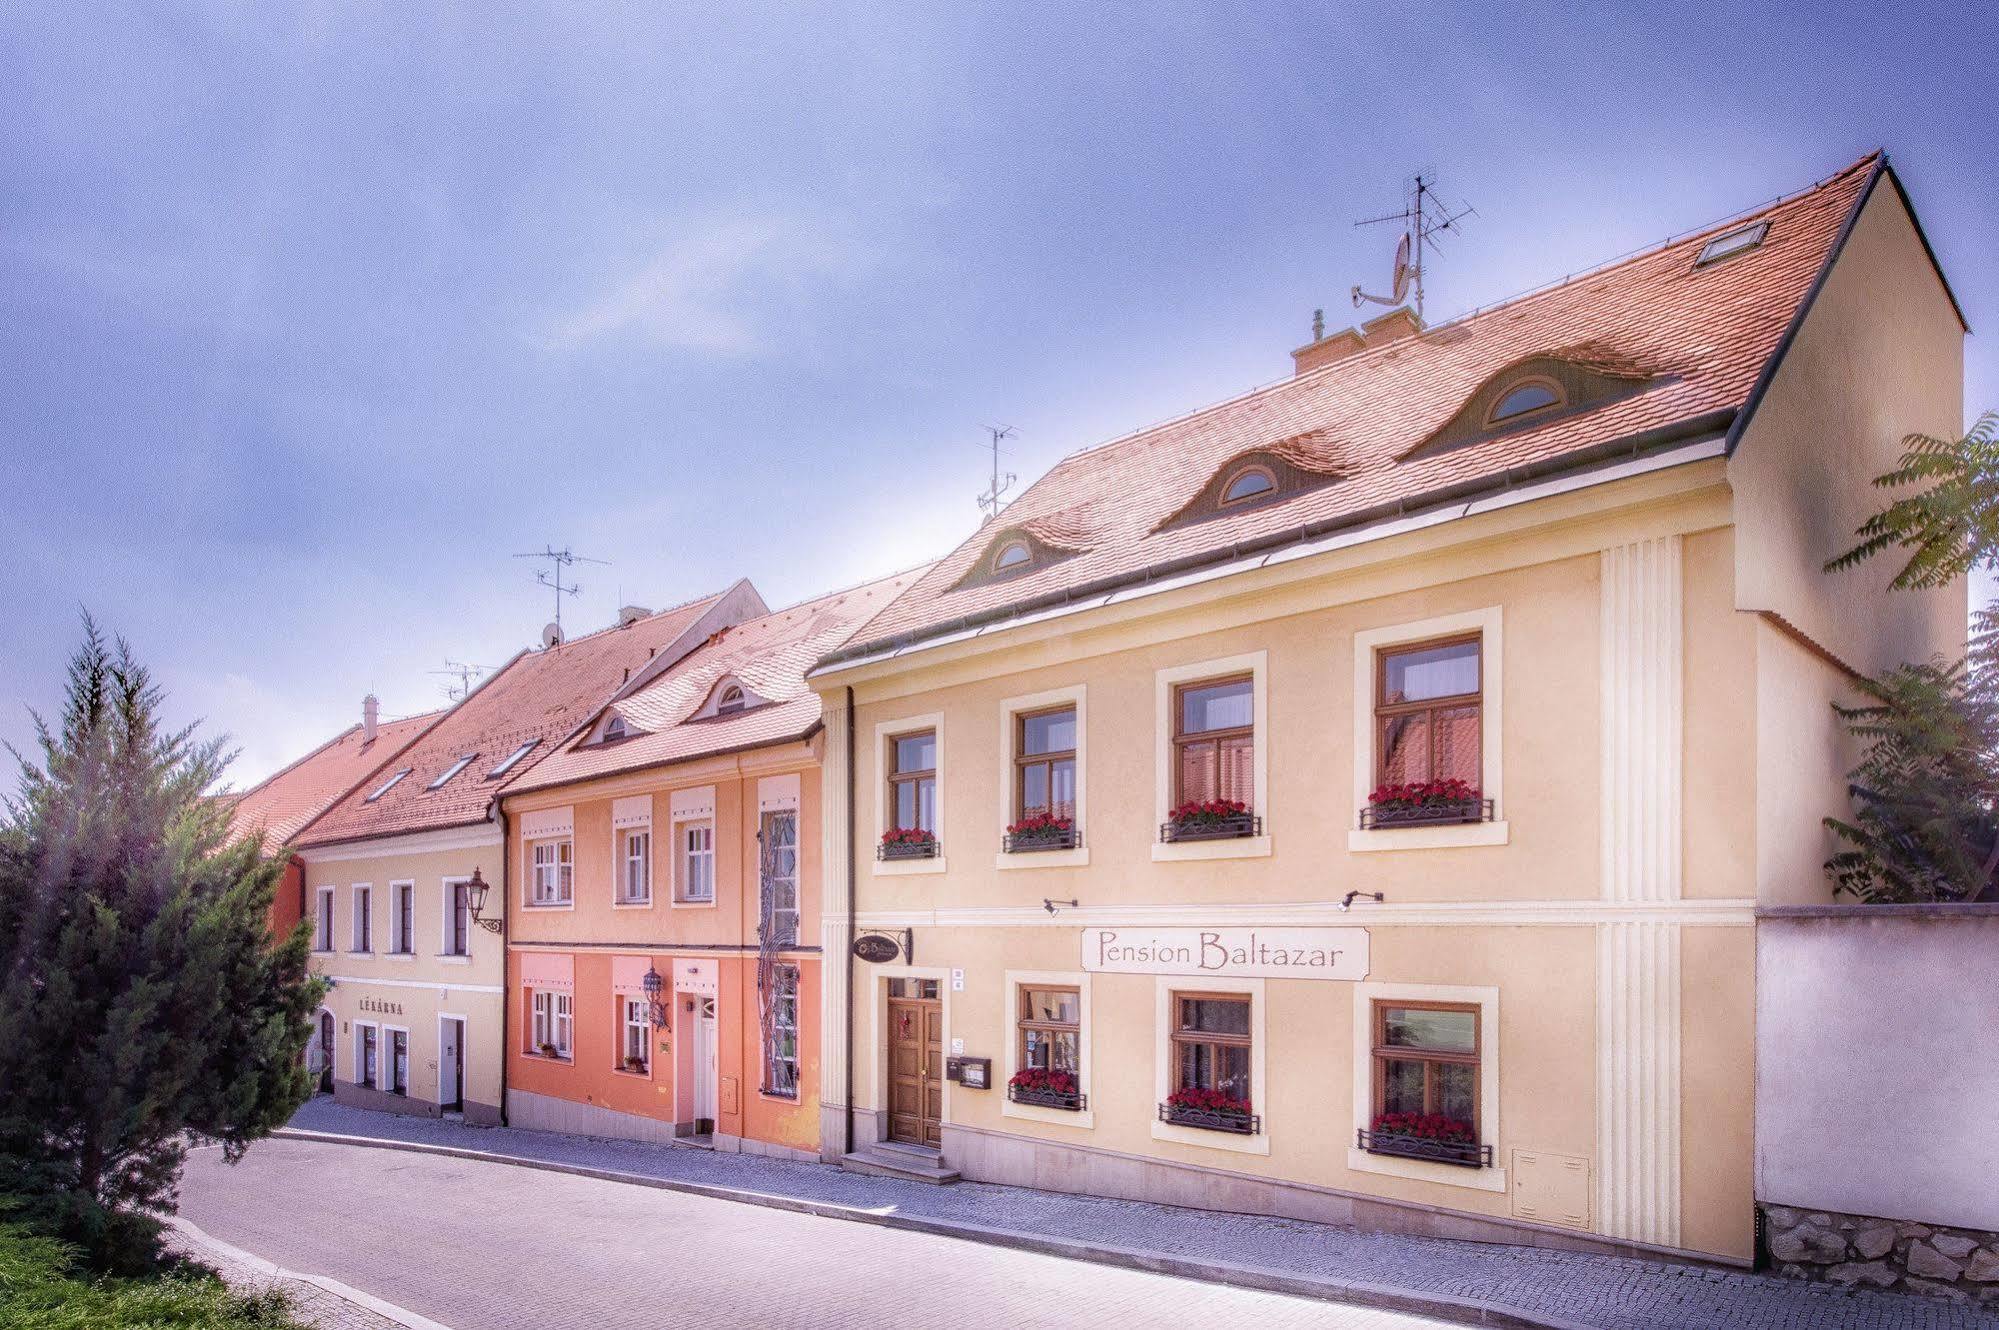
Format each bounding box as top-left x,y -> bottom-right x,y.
1488,379 -> 1563,425
1220,466 -> 1276,506
993,540 -> 1033,572
716,685 -> 747,715
603,716 -> 628,741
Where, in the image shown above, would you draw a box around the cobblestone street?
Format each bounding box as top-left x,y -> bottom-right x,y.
251,1100 -> 1996,1329
178,1138 -> 1456,1330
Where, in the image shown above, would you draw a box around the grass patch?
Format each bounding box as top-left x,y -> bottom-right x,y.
0,1219 -> 306,1328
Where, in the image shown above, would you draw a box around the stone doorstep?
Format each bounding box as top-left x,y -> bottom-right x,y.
272,1128 -> 1591,1330
839,1144 -> 962,1185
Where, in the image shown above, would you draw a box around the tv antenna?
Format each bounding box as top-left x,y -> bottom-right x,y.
1352,172 -> 1477,324
512,545 -> 608,642
977,424 -> 1017,523
429,660 -> 495,703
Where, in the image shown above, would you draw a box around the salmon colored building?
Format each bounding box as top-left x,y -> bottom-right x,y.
225,700 -> 443,939
499,572 -> 919,1159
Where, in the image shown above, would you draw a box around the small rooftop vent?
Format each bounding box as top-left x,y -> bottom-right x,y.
1694,220 -> 1769,268
619,605 -> 650,626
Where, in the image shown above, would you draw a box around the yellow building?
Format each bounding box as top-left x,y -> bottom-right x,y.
291,586 -> 762,1122
808,154 -> 1965,1264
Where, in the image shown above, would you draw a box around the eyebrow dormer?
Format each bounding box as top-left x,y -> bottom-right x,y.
1402,349 -> 1662,463
950,525 -> 1082,592
693,675 -> 770,720
1153,433 -> 1351,533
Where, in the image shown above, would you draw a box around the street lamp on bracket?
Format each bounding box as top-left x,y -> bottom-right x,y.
464,867 -> 504,934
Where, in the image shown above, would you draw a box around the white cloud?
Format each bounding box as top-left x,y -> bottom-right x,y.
545,213 -> 863,354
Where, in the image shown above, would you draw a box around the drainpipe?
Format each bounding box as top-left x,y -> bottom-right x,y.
843,685 -> 856,1158
498,804 -> 511,1127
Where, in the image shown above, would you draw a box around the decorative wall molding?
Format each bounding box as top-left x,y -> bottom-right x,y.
836,898 -> 1754,931
1596,535 -> 1684,1248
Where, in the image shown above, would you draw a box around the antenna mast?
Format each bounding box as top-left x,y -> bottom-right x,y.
429,660 -> 495,703
1351,172 -> 1477,324
977,424 -> 1017,523
511,545 -> 609,641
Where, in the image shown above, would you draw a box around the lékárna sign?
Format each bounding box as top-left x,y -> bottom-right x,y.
1082,927 -> 1368,981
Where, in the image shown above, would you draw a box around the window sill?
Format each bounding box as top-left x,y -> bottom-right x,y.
525,1052 -> 573,1065
612,899 -> 655,910
520,902 -> 575,911
383,951 -> 418,963
348,949 -> 374,957
1152,835 -> 1271,863
874,856 -> 949,877
611,1066 -> 652,1080
1002,1097 -> 1095,1131
311,948 -> 335,957
671,897 -> 719,909
434,953 -> 472,966
1346,1145 -> 1508,1193
758,1090 -> 800,1103
1152,1117 -> 1270,1156
1348,821 -> 1509,853
994,847 -> 1089,871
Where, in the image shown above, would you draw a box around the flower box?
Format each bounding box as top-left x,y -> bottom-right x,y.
1007,1069 -> 1086,1111
1160,1088 -> 1259,1135
621,1056 -> 648,1074
1360,780 -> 1492,830
877,828 -> 940,861
1003,815 -> 1079,853
1358,1113 -> 1492,1167
1160,800 -> 1260,844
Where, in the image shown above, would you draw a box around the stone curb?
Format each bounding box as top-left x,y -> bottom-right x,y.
169,1211 -> 456,1330
272,1127 -> 1590,1330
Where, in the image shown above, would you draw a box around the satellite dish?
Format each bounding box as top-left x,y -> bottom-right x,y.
542,622 -> 562,649
1391,231 -> 1413,303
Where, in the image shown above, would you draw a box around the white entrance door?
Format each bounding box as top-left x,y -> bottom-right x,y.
695,998 -> 718,1124
438,1017 -> 462,1112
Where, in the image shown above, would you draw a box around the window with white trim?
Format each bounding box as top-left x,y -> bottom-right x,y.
763,963 -> 799,1098
621,997 -> 650,1072
530,839 -> 573,905
445,879 -> 470,956
315,887 -> 334,951
389,882 -> 415,954
678,822 -> 714,903
350,886 -> 372,952
529,990 -> 571,1059
619,829 -> 651,905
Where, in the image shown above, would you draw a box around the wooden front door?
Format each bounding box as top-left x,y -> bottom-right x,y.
887,993 -> 942,1147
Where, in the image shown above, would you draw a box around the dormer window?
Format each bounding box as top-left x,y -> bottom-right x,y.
716,685 -> 748,715
993,540 -> 1033,573
1487,379 -> 1563,426
603,716 -> 629,742
695,676 -> 769,720
1219,466 -> 1277,506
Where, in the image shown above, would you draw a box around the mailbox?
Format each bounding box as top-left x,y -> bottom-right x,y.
945,1055 -> 992,1089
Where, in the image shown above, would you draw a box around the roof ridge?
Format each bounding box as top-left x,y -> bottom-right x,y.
1047,151 -> 1881,471
756,560 -> 938,620
530,584 -> 733,650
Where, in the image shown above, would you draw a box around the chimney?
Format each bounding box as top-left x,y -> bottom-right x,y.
362,694 -> 379,744
1290,307 -> 1425,376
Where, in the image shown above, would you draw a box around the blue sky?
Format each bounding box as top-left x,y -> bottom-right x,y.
3,3 -> 1995,787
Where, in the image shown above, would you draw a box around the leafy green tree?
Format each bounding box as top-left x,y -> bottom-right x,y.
1824,412 -> 1999,903
0,620 -> 321,1265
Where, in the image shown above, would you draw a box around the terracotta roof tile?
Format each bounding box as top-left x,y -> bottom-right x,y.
293,589 -> 740,847
508,568 -> 928,794
829,155 -> 1880,662
225,709 -> 443,848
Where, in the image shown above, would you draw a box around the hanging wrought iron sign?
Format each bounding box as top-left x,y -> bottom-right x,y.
852,929 -> 911,964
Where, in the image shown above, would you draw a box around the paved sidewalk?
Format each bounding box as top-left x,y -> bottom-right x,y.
165,1212 -> 444,1330
284,1099 -> 1996,1330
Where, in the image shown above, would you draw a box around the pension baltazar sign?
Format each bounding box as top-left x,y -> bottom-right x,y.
1082,927 -> 1368,981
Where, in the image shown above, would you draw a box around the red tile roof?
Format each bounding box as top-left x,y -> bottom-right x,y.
824,154 -> 1883,665
507,568 -> 928,794
294,588 -> 746,848
225,710 -> 444,848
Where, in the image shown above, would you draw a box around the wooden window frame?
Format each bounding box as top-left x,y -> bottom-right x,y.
1013,705 -> 1078,821
1017,984 -> 1081,1073
445,878 -> 470,956
887,729 -> 938,834
315,887 -> 334,952
351,885 -> 372,953
1372,633 -> 1483,787
390,881 -> 415,954
1218,464 -> 1277,507
1484,376 -> 1565,427
1369,999 -> 1482,1126
1168,990 -> 1253,1094
1171,674 -> 1255,807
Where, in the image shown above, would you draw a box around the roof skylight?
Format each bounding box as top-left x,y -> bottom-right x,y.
1695,221 -> 1769,268
365,769 -> 412,802
485,739 -> 540,779
427,754 -> 478,790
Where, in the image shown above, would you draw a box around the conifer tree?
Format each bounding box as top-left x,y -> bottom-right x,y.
0,619 -> 321,1261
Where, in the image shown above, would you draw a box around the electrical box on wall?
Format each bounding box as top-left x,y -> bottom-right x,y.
945,1056 -> 991,1089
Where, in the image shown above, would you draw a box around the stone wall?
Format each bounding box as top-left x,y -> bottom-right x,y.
1763,1204 -> 1999,1307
